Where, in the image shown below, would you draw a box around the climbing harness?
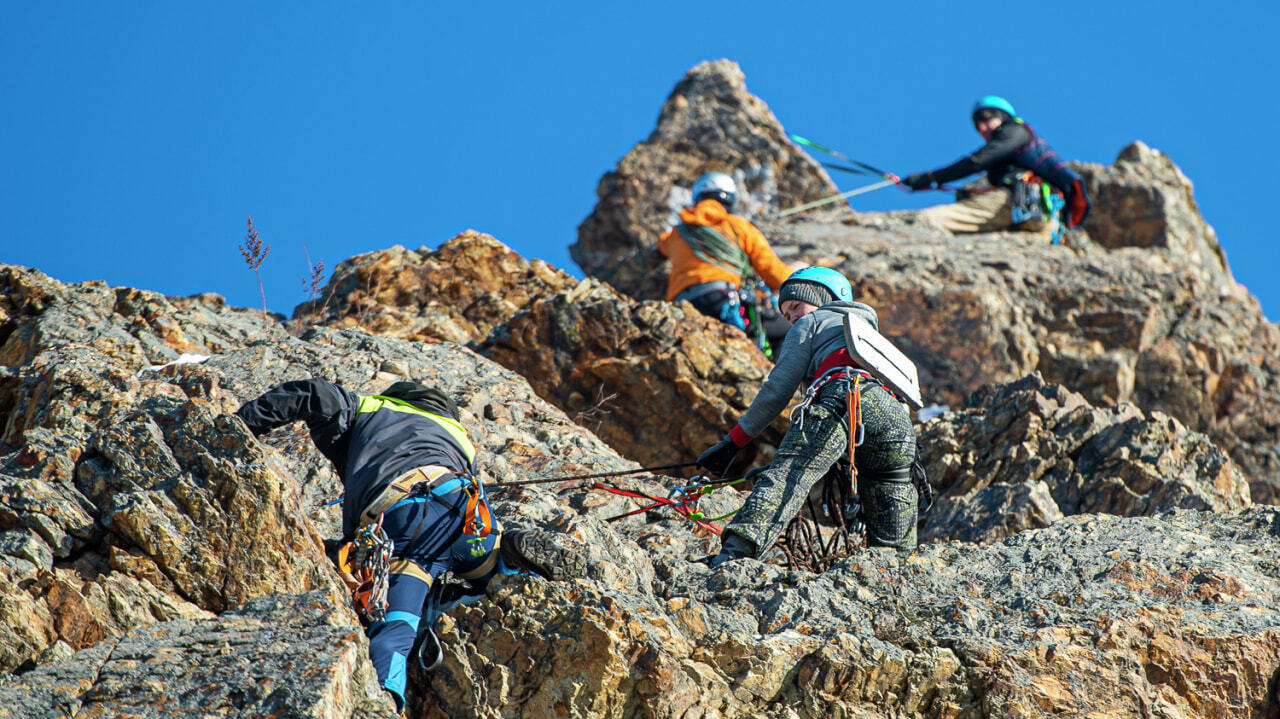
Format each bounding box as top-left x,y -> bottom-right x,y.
333,467 -> 495,625
337,514 -> 394,623
777,367 -> 871,572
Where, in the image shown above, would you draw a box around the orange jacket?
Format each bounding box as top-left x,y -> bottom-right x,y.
657,199 -> 791,301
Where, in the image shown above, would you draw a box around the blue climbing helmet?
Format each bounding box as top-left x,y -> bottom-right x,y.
778,266 -> 853,307
972,95 -> 1017,124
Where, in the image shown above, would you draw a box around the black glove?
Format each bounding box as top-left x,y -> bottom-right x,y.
697,437 -> 739,476
901,172 -> 934,191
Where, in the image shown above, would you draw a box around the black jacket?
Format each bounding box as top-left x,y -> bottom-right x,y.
236,378 -> 476,539
930,121 -> 1036,188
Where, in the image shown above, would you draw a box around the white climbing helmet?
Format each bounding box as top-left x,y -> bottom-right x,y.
692,172 -> 737,211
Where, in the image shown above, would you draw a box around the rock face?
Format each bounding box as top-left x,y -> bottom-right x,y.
919,373 -> 1251,544
572,59 -> 840,299
422,507 -> 1280,719
0,265 -> 335,671
755,217 -> 1280,503
1075,141 -> 1232,283
2,257 -> 1280,717
0,592 -> 395,719
481,278 -> 782,468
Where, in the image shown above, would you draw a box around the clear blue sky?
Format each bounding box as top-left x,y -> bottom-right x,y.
2,2 -> 1275,321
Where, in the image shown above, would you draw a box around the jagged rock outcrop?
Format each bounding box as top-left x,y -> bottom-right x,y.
3,262 -> 1280,717
294,231 -> 576,344
0,266 -> 336,671
571,59 -> 840,299
481,277 -> 781,468
918,373 -> 1252,544
1075,140 -> 1232,283
756,218 -> 1280,503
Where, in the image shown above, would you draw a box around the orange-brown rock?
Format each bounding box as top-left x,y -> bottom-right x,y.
481,278 -> 782,468
294,230 -> 575,343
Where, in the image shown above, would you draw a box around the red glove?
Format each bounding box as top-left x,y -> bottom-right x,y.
1067,179 -> 1091,228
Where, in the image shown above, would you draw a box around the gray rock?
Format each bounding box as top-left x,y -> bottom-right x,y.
0,592 -> 396,718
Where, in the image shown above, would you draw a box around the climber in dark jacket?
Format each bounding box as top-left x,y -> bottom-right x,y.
900,95 -> 1091,239
235,379 -> 582,711
696,268 -> 919,564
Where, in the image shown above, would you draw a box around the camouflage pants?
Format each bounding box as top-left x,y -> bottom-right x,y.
725,378 -> 918,555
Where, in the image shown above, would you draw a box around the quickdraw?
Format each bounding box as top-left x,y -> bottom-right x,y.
457,473 -> 494,538
337,514 -> 394,623
596,473 -> 749,536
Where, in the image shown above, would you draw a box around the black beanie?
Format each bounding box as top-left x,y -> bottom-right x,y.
381,381 -> 461,420
778,280 -> 835,308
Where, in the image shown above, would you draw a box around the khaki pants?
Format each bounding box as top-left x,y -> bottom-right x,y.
917,188 -> 1054,238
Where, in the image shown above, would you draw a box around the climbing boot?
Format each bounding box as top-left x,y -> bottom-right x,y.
708,532 -> 755,567
500,529 -> 587,580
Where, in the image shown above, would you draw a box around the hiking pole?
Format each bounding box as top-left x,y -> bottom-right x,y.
777,179 -> 897,218
791,135 -> 898,181
487,461 -> 699,491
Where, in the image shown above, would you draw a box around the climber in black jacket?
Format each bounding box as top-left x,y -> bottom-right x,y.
900,95 -> 1091,240
236,378 -> 583,711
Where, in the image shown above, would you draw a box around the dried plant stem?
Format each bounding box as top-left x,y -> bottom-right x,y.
239,215 -> 272,330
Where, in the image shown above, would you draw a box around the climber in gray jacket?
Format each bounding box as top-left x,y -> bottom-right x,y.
696,267 -> 919,563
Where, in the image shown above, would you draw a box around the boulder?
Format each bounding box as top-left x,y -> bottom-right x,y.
0,592 -> 395,718
1075,141 -> 1232,283
572,59 -> 840,299
293,231 -> 575,343
919,373 -> 1252,544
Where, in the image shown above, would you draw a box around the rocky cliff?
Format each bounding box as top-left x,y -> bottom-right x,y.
1,59 -> 1278,719
573,61 -> 1279,505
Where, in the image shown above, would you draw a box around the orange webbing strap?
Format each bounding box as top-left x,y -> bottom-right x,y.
847,378 -> 863,491
461,477 -> 494,538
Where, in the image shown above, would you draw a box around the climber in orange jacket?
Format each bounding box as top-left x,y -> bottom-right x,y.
658,172 -> 793,353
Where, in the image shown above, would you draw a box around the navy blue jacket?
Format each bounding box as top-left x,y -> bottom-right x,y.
931,121 -> 1082,195
236,378 -> 476,539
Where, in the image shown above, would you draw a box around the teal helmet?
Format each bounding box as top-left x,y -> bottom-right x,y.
778,266 -> 853,307
972,95 -> 1017,123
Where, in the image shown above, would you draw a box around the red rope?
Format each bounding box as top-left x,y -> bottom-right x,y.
594,481 -> 725,536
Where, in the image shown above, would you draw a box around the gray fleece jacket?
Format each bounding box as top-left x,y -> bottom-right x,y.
733,301 -> 876,441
